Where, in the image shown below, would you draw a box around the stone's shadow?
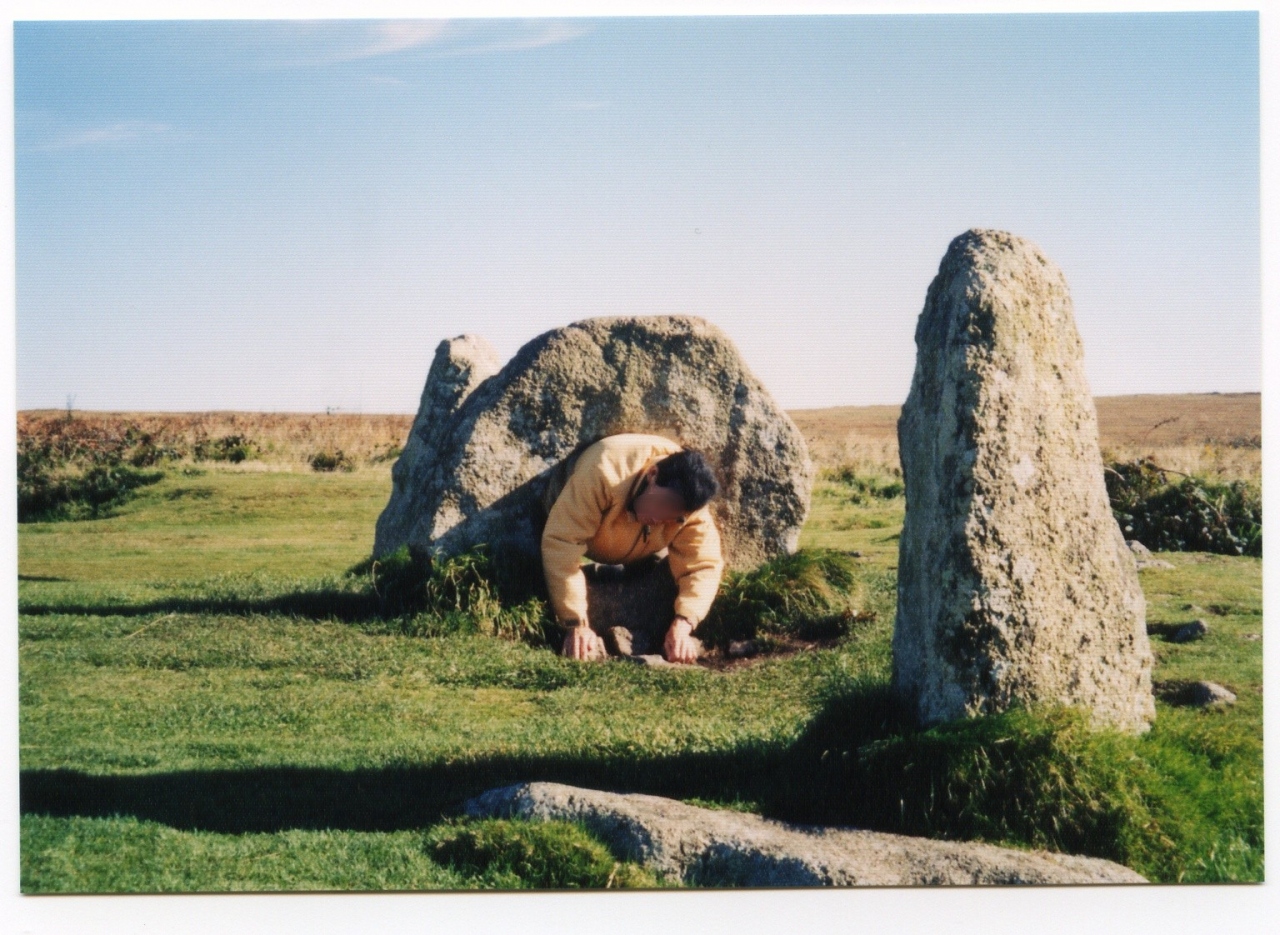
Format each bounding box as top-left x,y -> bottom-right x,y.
19,684 -> 903,835
18,588 -> 393,622
20,752 -> 779,836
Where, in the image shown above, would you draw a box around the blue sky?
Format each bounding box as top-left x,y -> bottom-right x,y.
14,13 -> 1260,412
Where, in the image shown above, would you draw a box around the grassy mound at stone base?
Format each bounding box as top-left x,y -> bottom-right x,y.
770,691 -> 1262,883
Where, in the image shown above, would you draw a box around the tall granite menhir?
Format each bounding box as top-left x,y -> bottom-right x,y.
375,315 -> 813,602
893,229 -> 1155,733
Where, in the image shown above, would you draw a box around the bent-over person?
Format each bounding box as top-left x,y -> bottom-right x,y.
540,433 -> 724,663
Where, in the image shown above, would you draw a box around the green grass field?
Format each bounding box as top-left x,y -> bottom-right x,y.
18,462 -> 1263,890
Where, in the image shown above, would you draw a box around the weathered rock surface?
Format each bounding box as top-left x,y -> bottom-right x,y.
894,229 -> 1156,733
463,782 -> 1146,886
374,316 -> 813,586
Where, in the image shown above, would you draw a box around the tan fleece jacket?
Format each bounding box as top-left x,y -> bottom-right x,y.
540,433 -> 724,630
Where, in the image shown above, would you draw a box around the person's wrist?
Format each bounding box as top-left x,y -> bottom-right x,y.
672,616 -> 693,633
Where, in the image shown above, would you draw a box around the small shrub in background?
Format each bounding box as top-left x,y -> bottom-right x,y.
368,443 -> 403,465
17,421 -> 167,522
697,548 -> 865,648
1106,458 -> 1261,557
818,464 -> 904,503
310,449 -> 355,472
193,434 -> 258,464
425,818 -> 662,889
18,458 -> 163,522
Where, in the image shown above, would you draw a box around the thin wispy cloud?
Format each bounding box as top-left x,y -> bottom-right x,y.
242,20 -> 588,69
333,22 -> 450,62
435,21 -> 591,57
32,120 -> 188,153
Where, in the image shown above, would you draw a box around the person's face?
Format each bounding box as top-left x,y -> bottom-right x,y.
633,465 -> 688,525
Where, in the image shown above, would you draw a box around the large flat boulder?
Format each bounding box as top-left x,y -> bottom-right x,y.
374,316 -> 813,588
463,781 -> 1146,886
893,229 -> 1155,733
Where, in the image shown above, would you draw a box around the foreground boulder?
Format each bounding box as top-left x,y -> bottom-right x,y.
463,782 -> 1146,886
374,316 -> 813,589
893,229 -> 1155,733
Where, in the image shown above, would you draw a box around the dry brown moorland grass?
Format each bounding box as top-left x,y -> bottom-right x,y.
18,410 -> 413,469
788,393 -> 1260,481
20,392 -> 1259,480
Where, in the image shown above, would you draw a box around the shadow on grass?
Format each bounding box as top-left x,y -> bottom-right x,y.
18,589 -> 391,623
18,684 -> 905,836
21,748 -> 787,835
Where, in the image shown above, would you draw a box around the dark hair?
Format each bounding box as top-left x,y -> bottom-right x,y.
653,449 -> 720,512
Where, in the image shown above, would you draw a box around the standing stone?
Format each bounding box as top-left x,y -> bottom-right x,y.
374,315 -> 812,591
893,229 -> 1155,733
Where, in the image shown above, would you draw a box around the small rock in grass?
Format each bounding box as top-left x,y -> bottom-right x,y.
728,640 -> 759,658
607,626 -> 634,657
1242,633 -> 1261,641
1170,620 -> 1209,643
1127,540 -> 1174,569
1179,681 -> 1236,708
630,654 -> 700,669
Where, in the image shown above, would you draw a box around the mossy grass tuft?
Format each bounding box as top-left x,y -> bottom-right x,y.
697,548 -> 865,648
817,464 -> 904,503
354,545 -> 555,646
425,817 -> 664,888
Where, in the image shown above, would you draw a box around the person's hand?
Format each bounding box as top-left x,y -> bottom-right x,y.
664,616 -> 700,664
562,625 -> 604,661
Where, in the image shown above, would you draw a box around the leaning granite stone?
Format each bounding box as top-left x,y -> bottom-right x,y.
893,229 -> 1156,733
374,335 -> 502,556
374,315 -> 813,584
463,782 -> 1146,886
1170,620 -> 1209,644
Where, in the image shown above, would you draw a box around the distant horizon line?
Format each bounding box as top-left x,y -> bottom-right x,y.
15,390 -> 1262,418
